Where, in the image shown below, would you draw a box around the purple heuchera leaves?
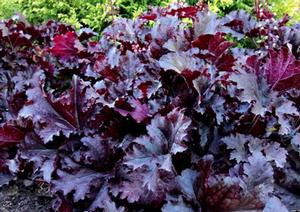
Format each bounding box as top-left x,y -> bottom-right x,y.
18,71 -> 76,143
115,99 -> 149,123
0,123 -> 25,148
1,2 -> 300,211
50,31 -> 85,59
264,47 -> 300,91
192,32 -> 235,71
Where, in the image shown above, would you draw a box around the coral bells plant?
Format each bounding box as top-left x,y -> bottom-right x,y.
1,3 -> 300,211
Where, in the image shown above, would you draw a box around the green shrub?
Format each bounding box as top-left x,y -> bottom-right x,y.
0,0 -> 20,19
269,0 -> 300,24
207,0 -> 300,24
116,0 -> 172,19
0,0 -> 299,32
207,0 -> 253,16
0,0 -> 172,32
17,0 -> 118,32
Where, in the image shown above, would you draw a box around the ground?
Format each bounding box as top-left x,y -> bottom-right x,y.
0,180 -> 53,212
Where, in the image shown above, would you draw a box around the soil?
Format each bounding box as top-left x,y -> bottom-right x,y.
0,180 -> 53,212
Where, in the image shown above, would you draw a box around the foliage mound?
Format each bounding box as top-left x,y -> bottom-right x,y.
1,3 -> 300,211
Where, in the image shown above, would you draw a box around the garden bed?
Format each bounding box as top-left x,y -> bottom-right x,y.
0,180 -> 52,212
1,2 -> 300,211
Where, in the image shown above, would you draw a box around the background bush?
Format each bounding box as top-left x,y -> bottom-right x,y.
208,0 -> 300,23
0,0 -> 299,31
269,0 -> 300,24
207,0 -> 253,16
0,0 -> 20,19
0,0 -> 171,32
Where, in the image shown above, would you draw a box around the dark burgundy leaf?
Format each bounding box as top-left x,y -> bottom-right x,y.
46,75 -> 99,130
0,123 -> 24,148
52,168 -> 104,202
192,33 -> 235,63
50,31 -> 85,59
221,10 -> 258,39
17,132 -> 58,182
115,99 -> 149,123
18,71 -> 76,143
264,47 -> 300,91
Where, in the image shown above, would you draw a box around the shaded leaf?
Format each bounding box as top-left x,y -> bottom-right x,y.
0,123 -> 24,148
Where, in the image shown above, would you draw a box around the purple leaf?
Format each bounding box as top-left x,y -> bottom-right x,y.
223,134 -> 287,168
263,196 -> 288,212
162,195 -> 194,212
264,47 -> 300,91
274,185 -> 300,210
192,33 -> 235,65
242,151 -> 274,202
115,99 -> 149,123
18,71 -> 76,143
0,123 -> 24,148
52,168 -> 104,202
222,134 -> 252,163
47,75 -> 99,130
193,11 -> 222,37
275,99 -> 299,134
89,180 -> 124,212
50,31 -> 85,59
221,10 -> 258,39
145,108 -> 192,155
17,133 -> 58,182
176,169 -> 198,201
158,51 -> 202,74
229,67 -> 270,116
263,142 -> 287,168
291,133 -> 300,155
0,173 -> 13,187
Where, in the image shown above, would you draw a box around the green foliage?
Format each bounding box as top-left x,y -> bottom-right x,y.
116,0 -> 173,19
207,0 -> 253,16
206,0 -> 300,24
0,0 -> 171,32
16,0 -> 118,32
0,0 -> 20,19
0,0 -> 299,32
207,0 -> 300,24
185,0 -> 200,5
268,0 -> 300,24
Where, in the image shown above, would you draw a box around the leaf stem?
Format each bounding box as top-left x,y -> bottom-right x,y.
248,114 -> 259,133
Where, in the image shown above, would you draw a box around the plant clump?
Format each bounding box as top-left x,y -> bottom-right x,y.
1,3 -> 300,211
